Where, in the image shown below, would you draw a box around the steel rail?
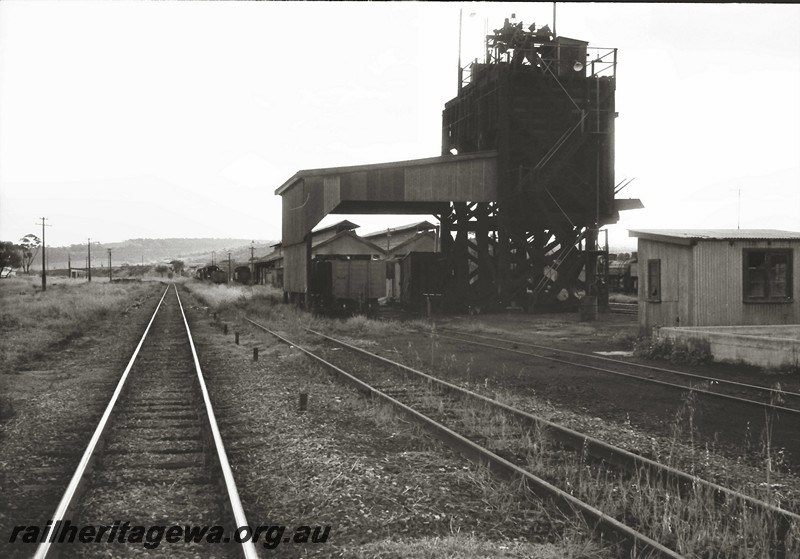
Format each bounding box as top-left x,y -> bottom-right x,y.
34,285 -> 171,559
440,328 -> 800,401
175,285 -> 259,559
245,319 -> 683,558
434,331 -> 800,417
301,326 -> 800,527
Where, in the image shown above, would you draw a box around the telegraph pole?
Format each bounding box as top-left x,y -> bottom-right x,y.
107,249 -> 112,282
87,238 -> 93,282
227,250 -> 232,283
37,217 -> 50,291
250,241 -> 255,284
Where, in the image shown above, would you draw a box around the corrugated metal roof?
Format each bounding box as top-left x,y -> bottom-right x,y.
629,229 -> 800,242
311,220 -> 359,235
362,221 -> 437,239
311,230 -> 385,253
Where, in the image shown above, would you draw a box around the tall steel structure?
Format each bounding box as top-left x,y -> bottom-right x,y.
439,17 -> 619,310
276,15 -> 638,313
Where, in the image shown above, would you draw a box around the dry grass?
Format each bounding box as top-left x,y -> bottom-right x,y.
456,394 -> 800,558
194,287 -> 799,556
353,535 -> 591,559
183,281 -> 284,311
0,276 -> 155,371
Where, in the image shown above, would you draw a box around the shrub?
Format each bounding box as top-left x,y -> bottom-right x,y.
633,336 -> 713,365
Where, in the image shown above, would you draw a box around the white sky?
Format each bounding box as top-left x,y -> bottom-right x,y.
1,2 -> 798,251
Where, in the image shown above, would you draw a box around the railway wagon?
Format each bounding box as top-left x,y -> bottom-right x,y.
309,255 -> 384,316
196,265 -> 218,281
196,265 -> 228,284
233,266 -> 251,285
607,256 -> 638,294
400,252 -> 448,312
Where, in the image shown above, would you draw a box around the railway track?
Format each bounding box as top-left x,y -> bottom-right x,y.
245,318 -> 800,558
27,285 -> 256,559
433,328 -> 800,416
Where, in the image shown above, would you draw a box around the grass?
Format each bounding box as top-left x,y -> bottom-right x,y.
353,534 -> 602,559
633,335 -> 713,365
453,390 -> 800,558
190,283 -> 799,557
185,279 -> 423,347
348,397 -> 614,559
0,276 -> 156,371
183,281 -> 284,311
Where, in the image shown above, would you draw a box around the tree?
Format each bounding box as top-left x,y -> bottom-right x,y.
155,264 -> 169,277
0,242 -> 22,269
169,259 -> 185,275
19,234 -> 40,273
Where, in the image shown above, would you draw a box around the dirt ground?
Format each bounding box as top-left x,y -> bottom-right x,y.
425,310 -> 800,467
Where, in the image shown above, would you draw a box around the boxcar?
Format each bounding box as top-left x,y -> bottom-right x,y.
400,252 -> 448,311
309,255 -> 384,315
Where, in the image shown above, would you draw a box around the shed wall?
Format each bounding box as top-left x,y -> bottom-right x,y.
639,238 -> 800,334
692,240 -> 799,326
637,239 -> 693,334
284,243 -> 307,294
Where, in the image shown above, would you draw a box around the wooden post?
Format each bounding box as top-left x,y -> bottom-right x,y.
253,348 -> 259,361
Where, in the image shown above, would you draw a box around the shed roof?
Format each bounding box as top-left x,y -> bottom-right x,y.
311,230 -> 385,254
386,231 -> 436,255
311,220 -> 359,236
629,229 -> 800,246
362,221 -> 437,239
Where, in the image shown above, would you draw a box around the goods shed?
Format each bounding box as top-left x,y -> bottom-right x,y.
253,243 -> 283,287
362,221 -> 437,255
630,229 -> 800,335
363,221 -> 438,300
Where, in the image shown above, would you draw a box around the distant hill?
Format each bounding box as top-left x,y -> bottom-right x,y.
36,238 -> 278,271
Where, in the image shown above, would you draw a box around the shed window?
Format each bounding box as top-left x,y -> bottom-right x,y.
647,259 -> 661,302
744,249 -> 793,302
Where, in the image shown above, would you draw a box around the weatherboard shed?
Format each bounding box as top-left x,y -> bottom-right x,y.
629,229 -> 800,335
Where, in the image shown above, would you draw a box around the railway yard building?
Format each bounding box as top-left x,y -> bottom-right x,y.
631,229 -> 800,368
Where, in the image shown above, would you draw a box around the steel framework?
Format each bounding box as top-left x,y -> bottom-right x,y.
440,17 -> 618,311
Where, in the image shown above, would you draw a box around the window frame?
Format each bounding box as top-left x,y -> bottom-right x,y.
646,258 -> 661,303
742,248 -> 793,303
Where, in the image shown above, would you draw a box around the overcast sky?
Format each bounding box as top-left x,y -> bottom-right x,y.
1,2 -> 798,251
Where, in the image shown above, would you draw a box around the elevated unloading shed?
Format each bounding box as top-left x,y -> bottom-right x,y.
276,152 -> 497,300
